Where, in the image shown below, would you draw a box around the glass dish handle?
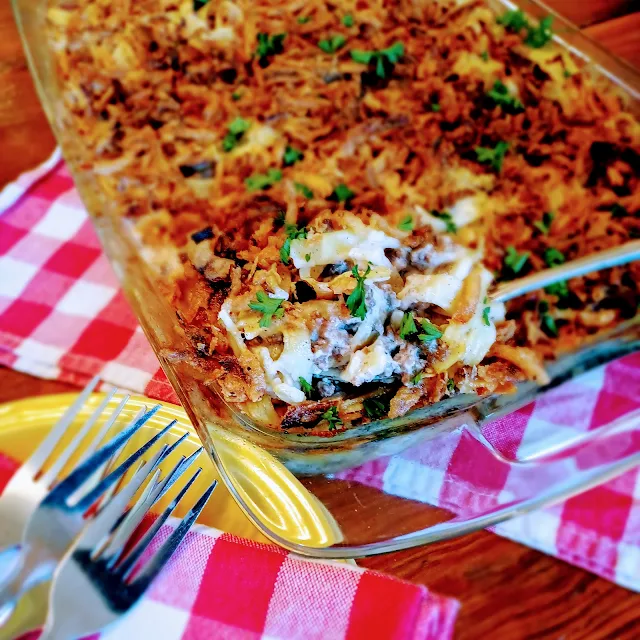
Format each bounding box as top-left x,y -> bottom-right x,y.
276,408 -> 640,558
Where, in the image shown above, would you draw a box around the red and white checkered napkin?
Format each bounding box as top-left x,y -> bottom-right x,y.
0,455 -> 458,640
2,156 -> 640,594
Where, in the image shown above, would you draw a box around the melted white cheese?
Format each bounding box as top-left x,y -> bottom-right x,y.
290,225 -> 400,275
255,327 -> 316,404
398,257 -> 475,312
341,336 -> 399,386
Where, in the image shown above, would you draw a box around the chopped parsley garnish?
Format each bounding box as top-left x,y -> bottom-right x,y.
481,50 -> 490,62
544,247 -> 565,268
545,281 -> 569,299
399,312 -> 418,339
332,183 -> 355,202
280,223 -> 308,264
418,319 -> 443,343
431,210 -> 457,233
563,69 -> 573,78
294,182 -> 314,199
299,377 -> 313,396
249,290 -> 285,328
222,117 -> 250,152
193,0 -> 209,10
497,10 -> 553,49
446,378 -> 456,393
412,371 -> 425,385
255,33 -> 286,66
482,306 -> 491,326
398,215 -> 414,232
533,211 -> 555,235
363,397 -> 388,419
297,15 -> 311,24
321,406 -> 343,431
305,253 -> 311,262
497,9 -> 529,32
283,145 -> 304,166
504,245 -> 530,276
486,80 -> 524,112
245,168 -> 282,191
525,16 -> 554,49
346,265 -> 371,320
539,300 -> 558,337
610,204 -> 629,219
350,42 -> 404,79
475,141 -> 509,173
231,92 -> 242,101
431,102 -> 441,112
342,14 -> 354,27
318,35 -> 347,54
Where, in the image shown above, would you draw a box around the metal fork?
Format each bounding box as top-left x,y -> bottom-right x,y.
0,384 -> 185,624
40,468 -> 217,639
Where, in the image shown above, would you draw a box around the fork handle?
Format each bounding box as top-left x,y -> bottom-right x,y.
0,544 -> 55,628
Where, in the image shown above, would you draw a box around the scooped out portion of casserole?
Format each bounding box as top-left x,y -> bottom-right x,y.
47,0 -> 640,433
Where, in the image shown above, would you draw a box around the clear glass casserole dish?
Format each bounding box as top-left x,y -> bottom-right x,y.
12,0 -> 640,557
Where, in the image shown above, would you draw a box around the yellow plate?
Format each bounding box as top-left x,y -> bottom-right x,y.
0,393 -> 268,543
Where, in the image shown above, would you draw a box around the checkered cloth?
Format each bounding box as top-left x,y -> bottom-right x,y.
1,155 -> 640,594
0,455 -> 458,640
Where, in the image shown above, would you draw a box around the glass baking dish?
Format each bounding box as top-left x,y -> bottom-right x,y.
12,0 -> 640,557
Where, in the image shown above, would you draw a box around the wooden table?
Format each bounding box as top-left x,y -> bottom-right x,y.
1,0 -> 639,637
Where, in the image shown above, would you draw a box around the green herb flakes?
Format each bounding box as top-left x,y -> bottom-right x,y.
346,265 -> 371,320
350,42 -> 404,79
533,211 -> 555,235
321,406 -> 343,431
544,247 -> 565,268
525,16 -> 554,49
363,397 -> 388,419
297,15 -> 310,24
412,372 -> 425,385
398,215 -> 414,232
342,14 -> 354,27
193,0 -> 209,10
280,223 -> 308,264
431,102 -> 441,112
497,9 -> 528,32
418,319 -> 443,343
294,182 -> 314,199
487,80 -> 524,112
399,312 -> 417,339
497,10 -> 554,49
545,281 -> 569,299
245,168 -> 282,191
481,51 -> 490,62
318,35 -> 347,54
504,245 -> 530,276
299,377 -> 313,396
539,300 -> 558,337
305,253 -> 311,262
256,33 -> 286,66
222,117 -> 250,152
431,210 -> 457,233
249,290 -> 285,328
475,141 -> 509,173
446,378 -> 456,393
482,306 -> 491,326
283,145 -> 304,166
332,183 -> 355,202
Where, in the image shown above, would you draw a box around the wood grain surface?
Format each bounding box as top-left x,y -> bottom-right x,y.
1,0 -> 640,637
